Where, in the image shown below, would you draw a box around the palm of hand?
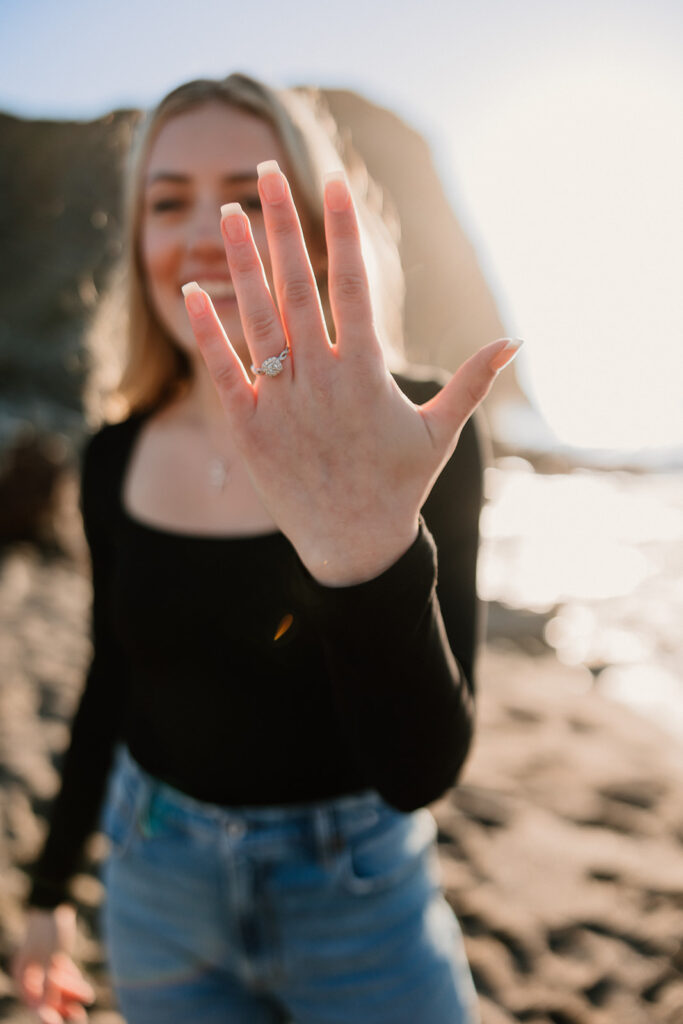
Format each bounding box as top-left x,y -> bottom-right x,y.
239,359 -> 439,584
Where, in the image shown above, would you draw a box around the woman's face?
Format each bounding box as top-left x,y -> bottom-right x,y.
140,101 -> 316,367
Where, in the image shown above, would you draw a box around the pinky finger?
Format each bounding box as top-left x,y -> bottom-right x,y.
181,283 -> 253,419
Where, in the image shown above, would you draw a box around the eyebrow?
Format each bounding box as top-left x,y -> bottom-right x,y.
146,171 -> 260,186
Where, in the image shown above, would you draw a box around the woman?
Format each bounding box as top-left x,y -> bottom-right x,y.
12,73 -> 521,1023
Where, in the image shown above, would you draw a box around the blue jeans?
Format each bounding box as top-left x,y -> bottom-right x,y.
98,745 -> 479,1023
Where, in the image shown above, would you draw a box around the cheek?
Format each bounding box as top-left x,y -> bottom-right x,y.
139,229 -> 190,346
249,220 -> 272,274
141,226 -> 181,291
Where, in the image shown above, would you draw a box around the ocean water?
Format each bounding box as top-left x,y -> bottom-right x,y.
478,458 -> 683,739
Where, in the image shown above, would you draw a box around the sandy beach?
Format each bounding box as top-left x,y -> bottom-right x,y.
1,503 -> 682,1024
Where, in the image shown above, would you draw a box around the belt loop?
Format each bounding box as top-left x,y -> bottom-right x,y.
135,771 -> 157,839
312,806 -> 345,865
115,745 -> 156,839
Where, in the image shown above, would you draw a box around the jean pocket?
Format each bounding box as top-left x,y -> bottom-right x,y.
340,805 -> 437,896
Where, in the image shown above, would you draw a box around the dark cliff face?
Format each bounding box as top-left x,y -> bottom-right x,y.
0,108 -> 139,545
0,109 -> 138,422
0,90 -> 509,545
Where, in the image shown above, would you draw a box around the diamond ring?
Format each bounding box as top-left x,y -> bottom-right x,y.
251,347 -> 290,377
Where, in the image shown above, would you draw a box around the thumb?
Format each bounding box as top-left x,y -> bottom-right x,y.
421,338 -> 524,451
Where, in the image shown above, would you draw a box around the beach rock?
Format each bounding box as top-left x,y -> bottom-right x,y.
0,429 -> 70,545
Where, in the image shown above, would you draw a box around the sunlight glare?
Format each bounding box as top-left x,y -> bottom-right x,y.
451,57 -> 683,450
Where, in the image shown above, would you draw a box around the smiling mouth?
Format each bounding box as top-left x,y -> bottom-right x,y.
193,280 -> 236,301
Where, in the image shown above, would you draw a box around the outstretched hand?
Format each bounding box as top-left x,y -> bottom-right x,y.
182,162 -> 521,586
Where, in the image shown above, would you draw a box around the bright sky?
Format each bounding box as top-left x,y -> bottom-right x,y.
3,0 -> 682,453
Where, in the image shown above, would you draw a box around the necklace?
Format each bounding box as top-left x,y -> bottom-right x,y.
183,388 -> 232,494
208,454 -> 230,492
199,413 -> 231,493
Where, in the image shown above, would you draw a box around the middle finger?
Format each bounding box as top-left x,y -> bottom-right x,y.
256,160 -> 330,365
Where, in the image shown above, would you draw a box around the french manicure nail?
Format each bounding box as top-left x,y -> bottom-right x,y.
181,281 -> 208,315
324,170 -> 350,212
490,338 -> 524,373
220,203 -> 247,243
257,160 -> 287,203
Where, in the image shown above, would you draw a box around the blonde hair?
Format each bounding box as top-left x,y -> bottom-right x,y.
87,73 -> 406,423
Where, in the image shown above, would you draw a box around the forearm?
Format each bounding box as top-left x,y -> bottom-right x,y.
295,520 -> 475,812
25,663 -> 123,909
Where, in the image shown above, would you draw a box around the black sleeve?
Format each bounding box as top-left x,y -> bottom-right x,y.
421,402 -> 486,688
294,372 -> 485,813
25,431 -> 128,909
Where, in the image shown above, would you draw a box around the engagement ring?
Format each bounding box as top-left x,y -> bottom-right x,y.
251,347 -> 290,377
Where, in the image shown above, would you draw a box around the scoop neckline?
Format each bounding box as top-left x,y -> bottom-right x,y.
116,410 -> 284,544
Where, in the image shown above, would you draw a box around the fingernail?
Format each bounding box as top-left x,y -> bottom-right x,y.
490,338 -> 524,373
324,170 -> 350,212
181,281 -> 208,315
257,160 -> 287,203
220,202 -> 247,243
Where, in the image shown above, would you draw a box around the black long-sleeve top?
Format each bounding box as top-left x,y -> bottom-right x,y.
26,369 -> 484,909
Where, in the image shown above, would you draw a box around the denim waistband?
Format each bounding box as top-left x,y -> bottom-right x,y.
109,744 -> 399,860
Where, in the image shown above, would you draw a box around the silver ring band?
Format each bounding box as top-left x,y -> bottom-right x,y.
251,347 -> 290,377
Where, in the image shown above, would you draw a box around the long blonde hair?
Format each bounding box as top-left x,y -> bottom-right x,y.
87,73 -> 406,423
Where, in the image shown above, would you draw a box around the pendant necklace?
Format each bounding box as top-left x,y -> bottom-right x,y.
208,454 -> 230,493
202,414 -> 232,494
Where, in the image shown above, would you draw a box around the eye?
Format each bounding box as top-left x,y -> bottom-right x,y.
241,194 -> 263,213
150,197 -> 187,214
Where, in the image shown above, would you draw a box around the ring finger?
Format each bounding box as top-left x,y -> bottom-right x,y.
219,201 -> 290,379
256,160 -> 330,368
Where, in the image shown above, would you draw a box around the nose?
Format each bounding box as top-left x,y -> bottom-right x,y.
186,199 -> 224,255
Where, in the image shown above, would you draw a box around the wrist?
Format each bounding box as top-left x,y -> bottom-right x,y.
301,520 -> 420,587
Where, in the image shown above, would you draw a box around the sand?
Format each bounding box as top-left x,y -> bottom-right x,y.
1,544 -> 682,1023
